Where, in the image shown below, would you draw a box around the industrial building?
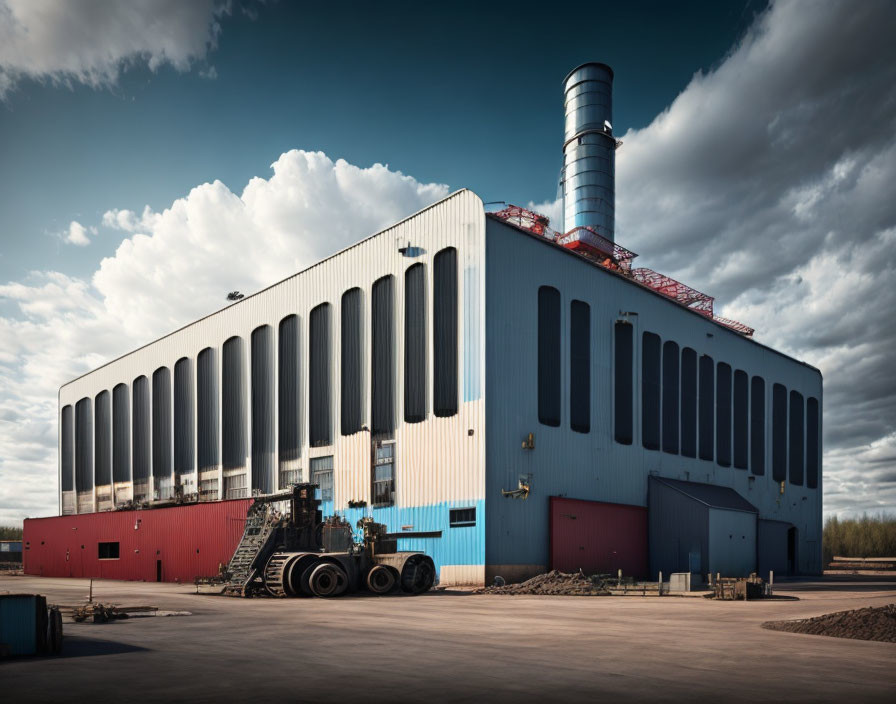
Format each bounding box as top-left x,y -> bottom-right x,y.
24,63 -> 822,586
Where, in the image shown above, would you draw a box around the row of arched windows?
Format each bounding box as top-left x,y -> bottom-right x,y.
61,247 -> 459,501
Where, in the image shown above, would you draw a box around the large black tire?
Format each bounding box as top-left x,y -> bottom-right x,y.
400,555 -> 436,594
366,565 -> 398,595
48,608 -> 63,655
286,556 -> 319,597
308,562 -> 348,598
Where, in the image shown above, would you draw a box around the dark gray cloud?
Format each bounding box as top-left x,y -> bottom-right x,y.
616,0 -> 896,517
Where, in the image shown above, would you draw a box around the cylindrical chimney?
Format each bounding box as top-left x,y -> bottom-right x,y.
561,62 -> 617,240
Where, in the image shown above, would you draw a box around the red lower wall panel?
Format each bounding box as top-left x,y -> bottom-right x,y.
549,496 -> 648,578
23,499 -> 252,583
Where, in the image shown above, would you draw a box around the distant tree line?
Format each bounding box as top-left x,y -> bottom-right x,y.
823,513 -> 896,564
0,525 -> 23,540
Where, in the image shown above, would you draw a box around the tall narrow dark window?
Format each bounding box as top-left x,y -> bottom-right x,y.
152,367 -> 172,483
112,384 -> 130,483
75,397 -> 93,492
61,405 -> 74,492
699,355 -> 714,461
570,300 -> 590,433
132,376 -> 150,483
538,286 -> 562,427
279,315 -> 301,471
371,275 -> 395,436
174,358 -> 194,477
641,332 -> 661,450
405,265 -> 427,423
716,363 -> 732,467
789,390 -> 804,486
94,391 -> 111,486
309,304 -> 332,447
733,369 -> 748,469
772,383 -> 787,482
340,290 -> 362,435
197,348 -> 219,472
251,325 -> 274,494
750,376 -> 765,476
222,337 -> 247,468
806,397 -> 819,489
662,340 -> 679,454
614,322 -> 633,445
433,247 -> 458,417
680,347 -> 697,457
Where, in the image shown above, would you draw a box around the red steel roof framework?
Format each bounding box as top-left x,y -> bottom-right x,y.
489,204 -> 754,337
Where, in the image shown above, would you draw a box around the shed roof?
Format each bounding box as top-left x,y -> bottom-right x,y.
650,476 -> 758,514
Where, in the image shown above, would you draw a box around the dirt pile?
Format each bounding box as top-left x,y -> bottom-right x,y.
762,604 -> 896,642
475,570 -> 611,596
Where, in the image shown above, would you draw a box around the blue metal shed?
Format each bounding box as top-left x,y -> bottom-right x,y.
648,476 -> 758,578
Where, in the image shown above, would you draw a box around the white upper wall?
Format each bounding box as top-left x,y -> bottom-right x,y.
59,189 -> 487,510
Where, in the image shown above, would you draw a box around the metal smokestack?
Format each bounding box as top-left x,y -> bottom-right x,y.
561,62 -> 618,240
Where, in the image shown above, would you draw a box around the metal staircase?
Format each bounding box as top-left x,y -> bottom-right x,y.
221,503 -> 281,596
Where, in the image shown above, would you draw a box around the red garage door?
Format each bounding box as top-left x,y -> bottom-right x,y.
550,497 -> 648,578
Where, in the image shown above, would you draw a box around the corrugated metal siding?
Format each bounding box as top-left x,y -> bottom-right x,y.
58,190 -> 485,513
485,218 -> 822,574
0,595 -> 39,655
708,508 -> 757,577
549,497 -> 647,577
23,500 -> 251,583
53,191 -> 486,584
648,475 -> 709,577
758,518 -> 791,576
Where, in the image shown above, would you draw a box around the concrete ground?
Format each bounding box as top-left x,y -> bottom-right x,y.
1,575 -> 894,703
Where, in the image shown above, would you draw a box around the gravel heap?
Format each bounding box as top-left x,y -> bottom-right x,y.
475,570 -> 611,596
762,604 -> 896,642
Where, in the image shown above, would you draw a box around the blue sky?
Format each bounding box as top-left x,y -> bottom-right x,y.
1,0 -> 895,523
0,0 -> 764,284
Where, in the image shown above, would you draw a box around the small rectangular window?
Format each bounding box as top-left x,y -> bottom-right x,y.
433,248 -> 458,417
279,468 -> 302,488
662,340 -> 679,454
614,322 -> 633,445
698,355 -> 714,461
569,300 -> 590,433
98,542 -> 119,560
538,286 -> 562,426
733,369 -> 748,469
641,332 -> 661,450
310,455 -> 334,502
680,347 -> 697,458
806,397 -> 819,489
449,507 -> 476,527
750,376 -> 765,476
372,443 -> 395,506
789,390 -> 804,486
772,383 -> 787,482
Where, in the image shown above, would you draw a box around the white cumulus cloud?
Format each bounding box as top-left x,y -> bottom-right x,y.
0,151 -> 449,523
64,220 -> 95,246
0,0 -> 230,99
533,0 -> 896,517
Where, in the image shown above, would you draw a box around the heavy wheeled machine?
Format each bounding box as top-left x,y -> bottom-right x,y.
220,483 -> 436,598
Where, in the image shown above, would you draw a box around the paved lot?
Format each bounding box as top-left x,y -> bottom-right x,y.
2,575 -> 894,703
